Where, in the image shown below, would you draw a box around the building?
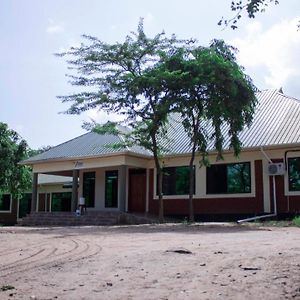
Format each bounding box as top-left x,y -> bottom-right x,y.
20,89 -> 300,219
0,174 -> 73,224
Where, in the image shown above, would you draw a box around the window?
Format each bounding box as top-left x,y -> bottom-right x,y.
51,192 -> 72,212
19,193 -> 31,218
157,166 -> 194,196
105,170 -> 118,208
0,194 -> 11,211
83,172 -> 96,207
288,157 -> 300,191
207,162 -> 251,194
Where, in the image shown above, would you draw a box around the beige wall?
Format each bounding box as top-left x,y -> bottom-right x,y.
78,166 -> 127,211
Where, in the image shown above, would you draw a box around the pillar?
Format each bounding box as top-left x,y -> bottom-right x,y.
71,169 -> 79,212
31,173 -> 38,213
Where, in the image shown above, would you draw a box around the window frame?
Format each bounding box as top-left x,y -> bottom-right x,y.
206,162 -> 252,195
82,171 -> 96,208
157,165 -> 195,196
287,156 -> 300,192
105,170 -> 119,208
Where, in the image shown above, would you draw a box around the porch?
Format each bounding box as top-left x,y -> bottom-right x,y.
30,155 -> 152,216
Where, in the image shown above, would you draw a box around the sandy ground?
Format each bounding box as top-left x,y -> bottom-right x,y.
0,224 -> 300,300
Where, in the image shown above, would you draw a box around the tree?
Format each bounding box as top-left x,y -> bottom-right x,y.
57,21 -> 189,222
219,0 -> 280,29
28,145 -> 52,157
0,122 -> 32,200
163,40 -> 257,222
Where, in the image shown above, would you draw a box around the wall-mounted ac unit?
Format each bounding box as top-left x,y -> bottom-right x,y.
267,163 -> 285,176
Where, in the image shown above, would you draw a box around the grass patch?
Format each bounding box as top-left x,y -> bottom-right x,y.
292,216 -> 300,227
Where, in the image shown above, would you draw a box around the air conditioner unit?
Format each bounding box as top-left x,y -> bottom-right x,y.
267,163 -> 285,176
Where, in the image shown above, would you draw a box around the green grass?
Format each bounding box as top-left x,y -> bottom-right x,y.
292,216 -> 300,227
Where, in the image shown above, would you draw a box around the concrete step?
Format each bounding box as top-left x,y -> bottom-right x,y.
21,211 -> 119,226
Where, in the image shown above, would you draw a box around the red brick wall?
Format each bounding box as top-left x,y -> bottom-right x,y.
148,160 -> 265,215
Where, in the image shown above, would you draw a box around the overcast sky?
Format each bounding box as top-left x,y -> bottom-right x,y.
0,0 -> 299,149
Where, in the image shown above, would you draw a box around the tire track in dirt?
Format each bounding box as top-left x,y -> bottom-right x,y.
0,237 -> 103,278
0,241 -> 56,258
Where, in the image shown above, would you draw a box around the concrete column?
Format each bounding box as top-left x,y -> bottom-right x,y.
145,168 -> 149,213
119,165 -> 127,212
31,173 -> 38,213
71,169 -> 79,212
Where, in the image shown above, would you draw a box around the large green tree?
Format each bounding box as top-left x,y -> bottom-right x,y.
57,21 -> 188,222
163,40 -> 257,222
0,122 -> 32,200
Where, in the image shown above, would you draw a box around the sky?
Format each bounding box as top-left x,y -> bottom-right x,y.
0,0 -> 299,149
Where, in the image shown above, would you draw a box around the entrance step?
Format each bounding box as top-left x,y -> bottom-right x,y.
19,212 -> 159,226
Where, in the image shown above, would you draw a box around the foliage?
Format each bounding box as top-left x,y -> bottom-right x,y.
27,145 -> 52,158
57,21 -> 256,222
219,0 -> 279,29
292,216 -> 300,227
161,39 -> 257,221
0,123 -> 32,199
57,20 -> 190,222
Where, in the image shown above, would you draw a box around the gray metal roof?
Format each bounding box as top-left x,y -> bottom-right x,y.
161,89 -> 300,154
23,89 -> 300,164
23,130 -> 151,164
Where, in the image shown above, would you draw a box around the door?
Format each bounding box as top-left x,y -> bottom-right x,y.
128,169 -> 146,212
38,193 -> 46,212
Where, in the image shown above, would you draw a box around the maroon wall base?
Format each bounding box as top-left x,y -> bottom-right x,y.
0,198 -> 18,225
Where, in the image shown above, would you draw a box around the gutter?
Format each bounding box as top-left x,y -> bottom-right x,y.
237,146 -> 277,224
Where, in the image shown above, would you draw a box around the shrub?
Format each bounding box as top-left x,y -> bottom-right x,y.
292,216 -> 300,227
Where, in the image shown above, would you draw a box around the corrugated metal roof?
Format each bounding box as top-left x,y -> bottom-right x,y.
23,129 -> 151,164
23,89 -> 300,164
161,89 -> 300,154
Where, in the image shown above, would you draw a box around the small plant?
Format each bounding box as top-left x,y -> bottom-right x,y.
181,217 -> 189,225
292,216 -> 300,227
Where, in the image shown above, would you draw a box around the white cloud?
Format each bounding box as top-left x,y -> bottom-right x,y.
46,19 -> 64,34
230,18 -> 300,91
84,109 -> 125,124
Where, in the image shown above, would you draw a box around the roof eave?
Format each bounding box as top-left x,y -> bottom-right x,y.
20,150 -> 152,166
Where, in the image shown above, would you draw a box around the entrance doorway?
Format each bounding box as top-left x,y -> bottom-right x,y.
128,169 -> 146,213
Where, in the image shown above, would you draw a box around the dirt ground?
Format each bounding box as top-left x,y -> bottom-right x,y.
0,224 -> 299,300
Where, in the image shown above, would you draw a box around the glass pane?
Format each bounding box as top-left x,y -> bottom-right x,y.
51,193 -> 72,211
227,163 -> 251,193
288,157 -> 300,191
206,165 -> 227,194
105,171 -> 118,208
83,172 -> 96,207
0,194 -> 11,211
159,166 -> 194,196
207,162 -> 251,194
19,193 -> 31,218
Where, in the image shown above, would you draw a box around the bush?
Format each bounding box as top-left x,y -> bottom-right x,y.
292,216 -> 300,227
